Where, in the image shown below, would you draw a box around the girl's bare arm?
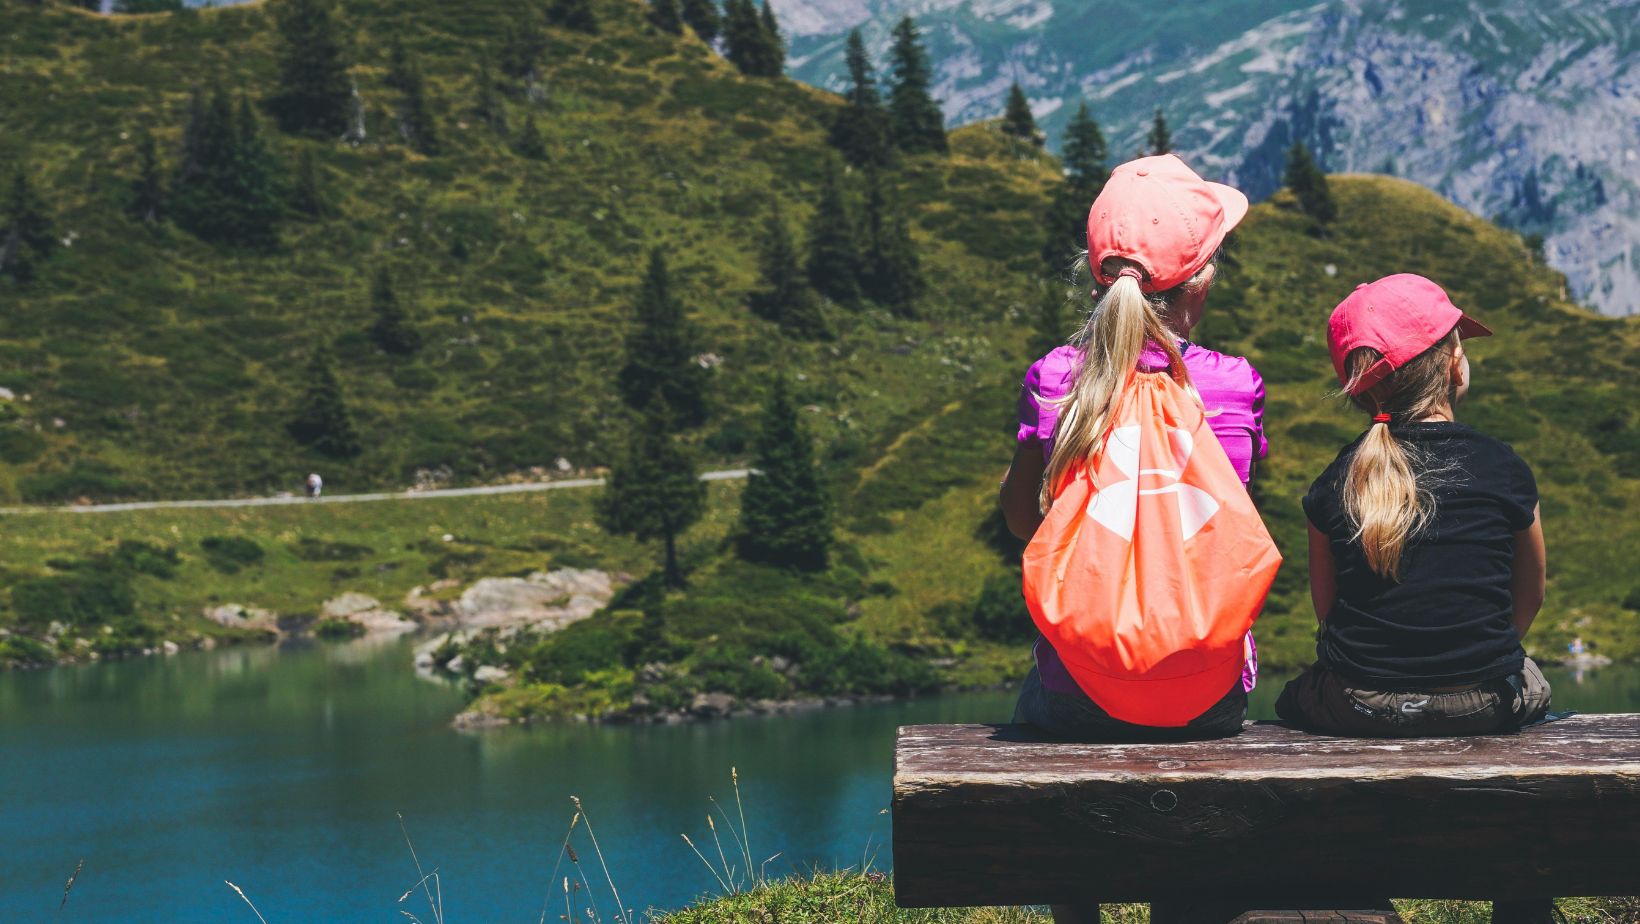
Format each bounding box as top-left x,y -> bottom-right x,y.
1308,523 -> 1337,625
1000,440 -> 1047,541
1511,503 -> 1546,640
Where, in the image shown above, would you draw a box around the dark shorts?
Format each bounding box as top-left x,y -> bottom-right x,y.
1275,657 -> 1551,737
1012,666 -> 1247,742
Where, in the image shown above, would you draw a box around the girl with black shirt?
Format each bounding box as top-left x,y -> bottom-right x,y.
1276,274 -> 1551,736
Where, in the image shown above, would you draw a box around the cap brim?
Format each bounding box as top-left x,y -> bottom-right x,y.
1207,182 -> 1249,234
1455,314 -> 1492,339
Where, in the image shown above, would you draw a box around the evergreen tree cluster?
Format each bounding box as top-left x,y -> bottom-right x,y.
828,20 -> 947,166
265,0 -> 353,139
172,89 -> 285,249
797,163 -> 924,317
749,203 -> 827,339
680,0 -> 720,43
367,267 -> 423,355
287,347 -> 362,458
723,0 -> 785,77
601,250 -> 710,587
1285,140 -> 1337,229
386,36 -> 440,155
0,167 -> 55,283
548,0 -> 598,33
647,0 -> 682,34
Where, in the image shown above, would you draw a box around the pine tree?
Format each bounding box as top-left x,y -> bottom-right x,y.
758,1 -> 785,75
680,0 -> 719,44
367,267 -> 421,355
829,29 -> 891,168
472,59 -> 508,133
291,147 -> 327,218
1147,108 -> 1171,156
229,95 -> 285,247
130,126 -> 165,225
1000,82 -> 1040,147
384,34 -> 411,92
647,0 -> 682,34
1040,101 -> 1108,271
548,0 -> 598,33
173,89 -> 283,248
737,377 -> 831,571
499,17 -> 547,83
806,160 -> 861,305
750,203 -> 827,339
620,250 -> 709,427
886,16 -> 947,154
513,113 -> 546,159
599,399 -> 706,588
860,170 -> 923,315
1285,140 -> 1336,226
1060,101 -> 1109,191
266,0 -> 353,138
723,0 -> 775,76
395,58 -> 440,155
288,347 -> 362,458
0,167 -> 55,283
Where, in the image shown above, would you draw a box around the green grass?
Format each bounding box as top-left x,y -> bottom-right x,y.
652,874 -> 1640,924
0,482 -> 742,665
4,1 -> 1640,702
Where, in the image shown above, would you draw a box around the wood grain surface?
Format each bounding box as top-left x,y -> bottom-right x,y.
892,717 -> 1640,908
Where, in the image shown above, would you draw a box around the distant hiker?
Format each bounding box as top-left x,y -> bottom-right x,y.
1277,274 -> 1551,736
1000,154 -> 1279,754
305,472 -> 323,499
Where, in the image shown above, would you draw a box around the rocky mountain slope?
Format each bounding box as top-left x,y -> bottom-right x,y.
783,0 -> 1640,315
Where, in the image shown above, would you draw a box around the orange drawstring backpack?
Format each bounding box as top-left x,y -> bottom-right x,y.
1022,370 -> 1282,727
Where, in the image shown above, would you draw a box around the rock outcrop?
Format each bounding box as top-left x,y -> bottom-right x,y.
320,592 -> 416,635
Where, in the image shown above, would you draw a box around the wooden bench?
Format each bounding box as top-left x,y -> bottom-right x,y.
893,715 -> 1640,923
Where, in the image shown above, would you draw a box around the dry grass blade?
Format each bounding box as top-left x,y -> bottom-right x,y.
397,812 -> 442,924
224,881 -> 270,924
399,910 -> 425,924
571,796 -> 630,924
680,833 -> 732,895
732,767 -> 754,886
57,859 -> 83,916
539,812 -> 583,924
706,815 -> 736,890
759,852 -> 782,884
396,868 -> 441,904
706,797 -> 748,884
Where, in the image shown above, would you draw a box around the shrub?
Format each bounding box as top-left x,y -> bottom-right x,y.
11,573 -> 136,627
968,569 -> 1035,643
313,617 -> 365,639
200,535 -> 264,574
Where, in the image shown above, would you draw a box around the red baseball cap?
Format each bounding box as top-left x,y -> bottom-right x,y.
1086,154 -> 1249,293
1328,274 -> 1492,394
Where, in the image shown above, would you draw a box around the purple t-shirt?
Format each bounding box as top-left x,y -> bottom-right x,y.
1018,342 -> 1269,696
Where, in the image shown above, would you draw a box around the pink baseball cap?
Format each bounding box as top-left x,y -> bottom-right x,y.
1328,273 -> 1492,394
1086,154 -> 1249,293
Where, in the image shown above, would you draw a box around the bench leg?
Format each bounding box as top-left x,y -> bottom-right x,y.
1491,899 -> 1555,924
1048,903 -> 1099,924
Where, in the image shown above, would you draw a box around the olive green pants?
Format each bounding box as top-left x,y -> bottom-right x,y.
1276,657 -> 1551,737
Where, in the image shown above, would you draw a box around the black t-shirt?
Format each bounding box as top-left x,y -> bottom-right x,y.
1302,422 -> 1538,689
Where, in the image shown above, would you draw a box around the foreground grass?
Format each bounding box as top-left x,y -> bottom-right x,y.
655,875 -> 1640,924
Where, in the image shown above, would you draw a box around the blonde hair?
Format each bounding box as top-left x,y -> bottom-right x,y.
1039,253 -> 1215,512
1339,327 -> 1461,580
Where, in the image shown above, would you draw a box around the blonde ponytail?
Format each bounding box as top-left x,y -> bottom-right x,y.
1339,328 -> 1461,580
1038,257 -> 1200,512
1342,420 -> 1428,580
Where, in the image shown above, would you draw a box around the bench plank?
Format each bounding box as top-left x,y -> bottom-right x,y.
893,716 -> 1640,908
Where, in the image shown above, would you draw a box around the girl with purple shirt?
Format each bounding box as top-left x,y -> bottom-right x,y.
999,154 -> 1269,744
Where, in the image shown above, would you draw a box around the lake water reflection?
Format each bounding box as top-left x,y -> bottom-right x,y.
1,637 -> 1634,923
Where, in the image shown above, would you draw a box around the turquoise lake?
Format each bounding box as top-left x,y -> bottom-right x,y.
3,637 -> 1636,922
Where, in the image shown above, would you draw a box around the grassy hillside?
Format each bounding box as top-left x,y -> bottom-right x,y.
4,0 -> 1640,706
0,0 -> 1056,502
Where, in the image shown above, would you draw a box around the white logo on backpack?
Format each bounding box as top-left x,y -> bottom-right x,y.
1086,425 -> 1221,542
